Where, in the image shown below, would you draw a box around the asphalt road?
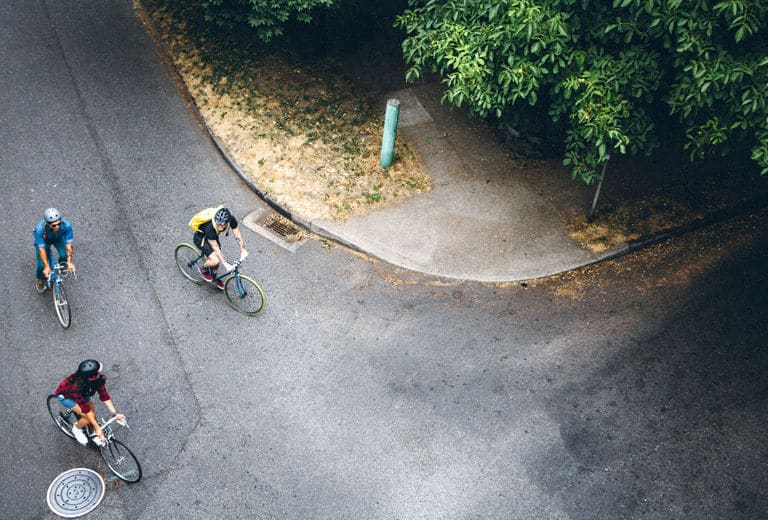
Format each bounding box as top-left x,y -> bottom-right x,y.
2,1 -> 767,519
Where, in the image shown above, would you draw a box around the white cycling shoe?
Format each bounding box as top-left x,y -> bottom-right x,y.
71,425 -> 89,446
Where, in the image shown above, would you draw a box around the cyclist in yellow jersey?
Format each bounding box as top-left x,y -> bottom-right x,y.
191,207 -> 248,289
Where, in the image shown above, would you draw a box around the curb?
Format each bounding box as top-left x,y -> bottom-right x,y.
586,197 -> 768,268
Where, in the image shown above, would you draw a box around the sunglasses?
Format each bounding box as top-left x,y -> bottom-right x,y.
49,221 -> 62,228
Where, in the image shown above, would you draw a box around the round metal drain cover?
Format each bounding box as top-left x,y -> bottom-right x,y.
46,468 -> 105,518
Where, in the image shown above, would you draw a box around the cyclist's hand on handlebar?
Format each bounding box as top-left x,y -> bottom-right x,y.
239,249 -> 249,261
114,413 -> 127,424
67,260 -> 76,273
43,265 -> 51,279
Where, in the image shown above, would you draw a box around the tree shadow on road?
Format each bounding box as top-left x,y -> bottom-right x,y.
536,226 -> 768,518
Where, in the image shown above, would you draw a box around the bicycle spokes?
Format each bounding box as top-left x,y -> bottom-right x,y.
100,439 -> 142,483
174,243 -> 207,285
224,274 -> 265,316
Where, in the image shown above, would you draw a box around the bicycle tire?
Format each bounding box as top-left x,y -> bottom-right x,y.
53,281 -> 71,329
46,394 -> 76,439
224,274 -> 265,316
174,243 -> 206,285
100,439 -> 142,483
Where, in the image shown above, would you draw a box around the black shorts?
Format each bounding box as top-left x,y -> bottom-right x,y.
193,232 -> 217,257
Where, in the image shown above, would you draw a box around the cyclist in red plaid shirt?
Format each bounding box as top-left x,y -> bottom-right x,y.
55,360 -> 126,446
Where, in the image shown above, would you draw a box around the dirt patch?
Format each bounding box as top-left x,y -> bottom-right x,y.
532,208 -> 768,302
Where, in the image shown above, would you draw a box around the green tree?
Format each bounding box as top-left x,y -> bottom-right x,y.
396,0 -> 768,184
201,0 -> 335,42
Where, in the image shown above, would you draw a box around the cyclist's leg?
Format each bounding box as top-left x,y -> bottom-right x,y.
54,239 -> 68,267
199,237 -> 224,282
194,234 -> 217,267
57,395 -> 90,432
57,395 -> 83,418
67,398 -> 91,428
200,240 -> 220,269
192,234 -> 213,260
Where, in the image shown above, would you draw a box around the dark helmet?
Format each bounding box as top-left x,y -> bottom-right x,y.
44,208 -> 61,223
214,207 -> 231,226
77,359 -> 102,378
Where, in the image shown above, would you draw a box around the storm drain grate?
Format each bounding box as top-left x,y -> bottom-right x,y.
243,209 -> 308,253
255,213 -> 302,243
46,468 -> 105,518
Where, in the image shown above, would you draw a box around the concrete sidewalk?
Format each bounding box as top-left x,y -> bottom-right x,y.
301,84 -> 614,282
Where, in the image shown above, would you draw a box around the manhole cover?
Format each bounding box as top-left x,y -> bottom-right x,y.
46,468 -> 105,518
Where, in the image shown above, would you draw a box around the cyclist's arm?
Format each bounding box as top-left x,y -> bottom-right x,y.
65,242 -> 75,272
83,408 -> 104,437
232,227 -> 247,257
101,399 -> 126,422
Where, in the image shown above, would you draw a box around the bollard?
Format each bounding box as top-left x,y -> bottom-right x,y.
587,154 -> 611,222
380,99 -> 400,169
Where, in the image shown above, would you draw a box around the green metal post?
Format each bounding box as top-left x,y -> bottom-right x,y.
380,99 -> 400,169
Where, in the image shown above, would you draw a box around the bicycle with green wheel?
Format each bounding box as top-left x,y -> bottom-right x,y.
46,395 -> 142,483
174,243 -> 265,316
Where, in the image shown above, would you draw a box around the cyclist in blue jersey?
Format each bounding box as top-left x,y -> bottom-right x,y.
34,207 -> 76,292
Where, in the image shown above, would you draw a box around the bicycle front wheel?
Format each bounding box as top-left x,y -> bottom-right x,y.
100,439 -> 142,483
46,395 -> 76,439
53,282 -> 71,329
224,274 -> 265,316
174,243 -> 205,285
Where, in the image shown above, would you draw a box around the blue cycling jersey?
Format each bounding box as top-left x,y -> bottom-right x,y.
34,219 -> 74,248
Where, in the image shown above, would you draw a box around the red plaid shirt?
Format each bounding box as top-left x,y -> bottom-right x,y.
55,377 -> 110,414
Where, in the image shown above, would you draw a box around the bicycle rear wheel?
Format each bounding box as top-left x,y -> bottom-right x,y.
53,281 -> 71,329
224,274 -> 265,316
46,395 -> 76,439
100,439 -> 142,483
174,243 -> 206,285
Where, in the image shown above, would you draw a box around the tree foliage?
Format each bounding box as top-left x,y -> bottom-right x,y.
201,0 -> 335,42
396,0 -> 768,184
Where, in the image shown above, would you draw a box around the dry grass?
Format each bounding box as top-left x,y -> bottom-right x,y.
142,3 -> 430,221
566,197 -> 700,253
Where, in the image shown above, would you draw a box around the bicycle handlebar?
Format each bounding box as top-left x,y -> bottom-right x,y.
47,263 -> 77,285
100,415 -> 128,429
222,254 -> 247,273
